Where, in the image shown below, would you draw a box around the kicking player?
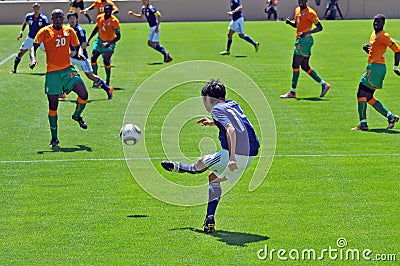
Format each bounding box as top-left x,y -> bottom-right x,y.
220,0 -> 259,55
87,4 -> 121,86
11,2 -> 49,74
67,12 -> 113,99
30,9 -> 89,148
161,79 -> 260,233
81,0 -> 118,16
351,14 -> 400,131
128,0 -> 173,63
69,0 -> 93,24
280,0 -> 331,99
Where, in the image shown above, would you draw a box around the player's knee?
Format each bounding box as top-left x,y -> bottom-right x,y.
147,40 -> 153,47
301,64 -> 310,72
238,34 -> 245,38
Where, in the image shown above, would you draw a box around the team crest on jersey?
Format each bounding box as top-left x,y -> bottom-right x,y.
302,11 -> 306,16
38,21 -> 42,27
108,22 -> 111,26
63,30 -> 69,36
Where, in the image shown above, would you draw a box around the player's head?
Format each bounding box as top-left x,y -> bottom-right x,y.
201,80 -> 226,111
298,0 -> 307,8
104,4 -> 113,16
373,14 -> 385,32
142,0 -> 150,5
67,12 -> 78,26
32,3 -> 40,13
51,9 -> 65,28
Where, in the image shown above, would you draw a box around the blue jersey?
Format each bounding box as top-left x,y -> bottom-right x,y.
25,12 -> 49,39
70,23 -> 88,58
141,4 -> 158,27
230,0 -> 243,21
211,100 -> 259,156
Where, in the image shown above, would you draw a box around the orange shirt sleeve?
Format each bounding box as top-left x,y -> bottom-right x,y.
309,9 -> 319,25
383,33 -> 400,53
34,27 -> 47,44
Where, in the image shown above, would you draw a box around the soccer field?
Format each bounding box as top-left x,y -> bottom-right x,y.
1,19 -> 400,264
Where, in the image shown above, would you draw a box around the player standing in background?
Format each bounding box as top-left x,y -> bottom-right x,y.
128,0 -> 172,63
81,0 -> 119,16
10,3 -> 49,74
161,80 -> 260,233
69,0 -> 93,24
87,4 -> 121,86
280,0 -> 331,99
351,14 -> 400,131
67,12 -> 113,100
30,9 -> 89,148
220,0 -> 259,56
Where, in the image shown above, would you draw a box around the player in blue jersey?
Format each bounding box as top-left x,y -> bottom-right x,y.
220,0 -> 259,55
11,3 -> 49,74
67,12 -> 113,100
128,0 -> 172,63
161,79 -> 260,233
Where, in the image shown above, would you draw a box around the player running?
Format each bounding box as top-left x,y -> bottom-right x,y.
81,0 -> 118,16
87,4 -> 121,86
67,12 -> 113,100
351,14 -> 400,131
128,0 -> 173,63
161,80 -> 260,233
11,3 -> 49,74
69,0 -> 93,24
220,0 -> 259,55
30,9 -> 89,148
280,0 -> 331,99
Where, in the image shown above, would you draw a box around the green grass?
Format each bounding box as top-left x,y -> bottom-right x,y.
1,20 -> 400,264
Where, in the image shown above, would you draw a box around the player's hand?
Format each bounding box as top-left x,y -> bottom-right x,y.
77,53 -> 86,61
29,61 -> 37,70
103,42 -> 109,48
80,9 -> 87,15
228,160 -> 238,172
394,65 -> 400,76
298,32 -> 304,38
196,117 -> 214,126
227,11 -> 233,16
17,33 -> 22,40
128,10 -> 134,16
363,43 -> 371,54
155,26 -> 159,33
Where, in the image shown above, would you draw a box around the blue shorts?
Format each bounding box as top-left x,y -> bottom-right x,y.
228,17 -> 245,34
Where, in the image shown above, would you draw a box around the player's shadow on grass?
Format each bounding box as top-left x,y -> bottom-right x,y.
234,55 -> 247,58
126,214 -> 148,218
26,72 -> 46,76
62,99 -> 106,103
148,62 -> 164,65
296,97 -> 325,101
37,145 -> 92,154
368,128 -> 400,134
172,227 -> 269,247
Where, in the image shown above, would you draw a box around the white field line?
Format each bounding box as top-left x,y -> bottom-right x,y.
2,153 -> 400,164
0,53 -> 17,66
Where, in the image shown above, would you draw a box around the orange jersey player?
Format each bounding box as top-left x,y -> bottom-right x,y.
30,9 -> 89,148
81,0 -> 118,16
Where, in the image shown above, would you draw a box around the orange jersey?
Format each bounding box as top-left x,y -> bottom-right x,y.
96,14 -> 120,41
368,30 -> 400,64
34,25 -> 79,72
92,0 -> 118,15
294,6 -> 319,39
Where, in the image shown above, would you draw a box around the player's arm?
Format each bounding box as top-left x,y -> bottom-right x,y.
299,21 -> 323,37
17,21 -> 27,40
87,26 -> 99,44
285,17 -> 296,28
155,11 -> 162,32
226,123 -> 238,172
105,28 -> 121,48
362,43 -> 371,54
394,52 -> 400,76
111,3 -> 119,15
227,4 -> 242,16
128,10 -> 144,18
197,117 -> 215,126
29,42 -> 40,69
81,4 -> 94,14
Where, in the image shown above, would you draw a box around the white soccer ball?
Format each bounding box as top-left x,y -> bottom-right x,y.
120,124 -> 141,145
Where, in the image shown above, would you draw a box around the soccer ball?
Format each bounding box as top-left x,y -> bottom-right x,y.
120,124 -> 141,145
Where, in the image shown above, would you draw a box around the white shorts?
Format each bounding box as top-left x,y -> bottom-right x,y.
203,149 -> 254,183
70,57 -> 93,73
228,17 -> 245,35
148,26 -> 160,43
20,36 -> 45,51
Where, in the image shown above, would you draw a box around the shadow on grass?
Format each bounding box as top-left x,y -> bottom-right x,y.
234,55 -> 247,58
171,227 -> 269,247
37,145 -> 92,154
61,99 -> 106,104
368,128 -> 400,134
148,62 -> 164,65
127,214 -> 149,218
296,97 -> 325,101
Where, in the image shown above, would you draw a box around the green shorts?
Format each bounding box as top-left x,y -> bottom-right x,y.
294,36 -> 314,57
360,63 -> 386,90
45,66 -> 83,95
93,37 -> 116,54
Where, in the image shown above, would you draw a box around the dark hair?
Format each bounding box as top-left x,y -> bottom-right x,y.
104,4 -> 113,10
51,9 -> 64,17
374,14 -> 386,24
201,79 -> 226,100
67,12 -> 78,19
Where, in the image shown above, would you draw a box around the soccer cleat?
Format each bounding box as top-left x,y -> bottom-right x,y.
107,87 -> 114,100
10,69 -> 16,74
49,138 -> 60,148
220,50 -> 230,55
280,91 -> 296,99
164,53 -> 173,63
351,124 -> 369,131
161,161 -> 179,172
387,114 -> 399,129
320,83 -> 331,97
72,115 -> 88,129
255,42 -> 260,53
203,215 -> 215,234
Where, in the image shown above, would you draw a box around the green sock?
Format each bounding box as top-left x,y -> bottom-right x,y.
73,100 -> 86,117
92,64 -> 98,75
105,67 -> 111,85
308,69 -> 323,83
48,114 -> 58,139
371,100 -> 389,117
291,71 -> 300,90
358,100 -> 367,125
